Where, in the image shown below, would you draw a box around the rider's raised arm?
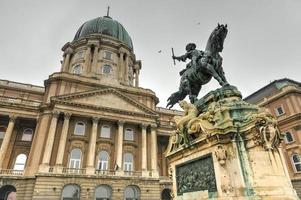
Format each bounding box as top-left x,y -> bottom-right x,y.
173,52 -> 191,62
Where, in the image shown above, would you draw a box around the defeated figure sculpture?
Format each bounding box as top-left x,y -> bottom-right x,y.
167,24 -> 229,109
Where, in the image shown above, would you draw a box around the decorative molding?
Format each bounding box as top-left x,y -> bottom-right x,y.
215,145 -> 227,166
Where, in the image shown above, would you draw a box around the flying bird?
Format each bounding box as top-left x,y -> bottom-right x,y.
158,50 -> 162,53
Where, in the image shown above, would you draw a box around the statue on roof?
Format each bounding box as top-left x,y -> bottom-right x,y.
167,24 -> 229,109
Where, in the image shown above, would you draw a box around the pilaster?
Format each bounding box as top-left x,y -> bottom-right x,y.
151,123 -> 159,177
39,111 -> 60,173
0,115 -> 17,168
86,117 -> 99,175
54,112 -> 71,173
115,120 -> 124,175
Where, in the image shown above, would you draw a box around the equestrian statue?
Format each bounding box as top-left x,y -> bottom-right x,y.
167,24 -> 229,109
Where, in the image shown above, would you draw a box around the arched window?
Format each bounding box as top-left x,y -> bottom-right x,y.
124,128 -> 134,141
124,185 -> 140,200
61,184 -> 80,200
124,153 -> 133,172
100,125 -> 111,138
292,154 -> 301,172
21,128 -> 33,141
0,126 -> 6,139
72,65 -> 82,75
161,188 -> 172,200
74,122 -> 85,136
102,65 -> 112,74
95,185 -> 112,200
98,151 -> 109,171
13,154 -> 27,170
285,131 -> 294,143
69,149 -> 82,169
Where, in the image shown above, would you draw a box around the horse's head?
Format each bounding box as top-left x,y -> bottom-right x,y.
206,23 -> 228,53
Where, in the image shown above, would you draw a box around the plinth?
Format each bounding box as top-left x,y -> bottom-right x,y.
165,85 -> 299,200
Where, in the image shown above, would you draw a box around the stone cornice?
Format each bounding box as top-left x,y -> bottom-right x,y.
257,86 -> 301,107
0,79 -> 44,94
65,34 -> 133,54
278,113 -> 301,127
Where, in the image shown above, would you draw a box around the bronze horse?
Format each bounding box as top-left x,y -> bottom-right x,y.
167,24 -> 229,109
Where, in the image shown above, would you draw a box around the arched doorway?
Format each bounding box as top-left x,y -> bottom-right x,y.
124,185 -> 140,200
161,188 -> 171,200
0,185 -> 17,200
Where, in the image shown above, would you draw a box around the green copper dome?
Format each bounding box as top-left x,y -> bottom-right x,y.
74,16 -> 133,49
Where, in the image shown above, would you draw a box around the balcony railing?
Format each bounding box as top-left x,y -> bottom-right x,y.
0,169 -> 24,176
62,168 -> 86,175
95,170 -> 115,176
124,171 -> 142,177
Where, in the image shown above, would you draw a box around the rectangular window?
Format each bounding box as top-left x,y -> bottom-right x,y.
103,51 -> 112,60
124,128 -> 134,141
275,106 -> 285,116
124,162 -> 133,172
0,131 -> 4,139
69,159 -> 81,169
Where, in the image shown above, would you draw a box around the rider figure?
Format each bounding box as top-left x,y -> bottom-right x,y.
173,43 -> 204,76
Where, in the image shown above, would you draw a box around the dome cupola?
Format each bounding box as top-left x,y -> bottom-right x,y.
73,16 -> 133,50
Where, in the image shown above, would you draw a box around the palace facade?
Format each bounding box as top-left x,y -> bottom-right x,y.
245,78 -> 301,197
0,15 -> 181,200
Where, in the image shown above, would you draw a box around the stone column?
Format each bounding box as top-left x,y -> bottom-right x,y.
124,54 -> 129,83
55,113 -> 71,173
116,120 -> 124,173
39,111 -> 60,172
86,117 -> 99,175
141,124 -> 148,176
61,48 -> 73,72
151,124 -> 159,177
135,69 -> 140,87
118,52 -> 124,82
90,45 -> 99,73
0,115 -> 16,168
84,46 -> 92,73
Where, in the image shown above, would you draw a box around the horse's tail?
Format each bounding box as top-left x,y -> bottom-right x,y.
166,90 -> 187,109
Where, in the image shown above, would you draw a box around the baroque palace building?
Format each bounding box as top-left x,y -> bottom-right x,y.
0,15 -> 181,200
244,78 -> 301,197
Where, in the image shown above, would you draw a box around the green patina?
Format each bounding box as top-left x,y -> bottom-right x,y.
74,16 -> 133,49
235,131 -> 258,199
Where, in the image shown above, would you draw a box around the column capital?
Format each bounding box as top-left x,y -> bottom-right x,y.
92,116 -> 99,124
151,124 -> 158,129
9,115 -> 17,123
118,120 -> 125,126
140,123 -> 148,129
63,112 -> 72,120
52,111 -> 60,118
64,47 -> 73,54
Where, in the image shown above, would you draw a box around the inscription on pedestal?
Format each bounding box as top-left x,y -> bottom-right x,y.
176,154 -> 217,195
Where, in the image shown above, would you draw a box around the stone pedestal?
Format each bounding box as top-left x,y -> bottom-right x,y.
166,85 -> 299,200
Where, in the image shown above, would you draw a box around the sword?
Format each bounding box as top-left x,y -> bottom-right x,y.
171,47 -> 176,66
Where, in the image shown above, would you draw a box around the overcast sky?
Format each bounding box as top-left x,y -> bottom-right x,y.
0,0 -> 300,108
